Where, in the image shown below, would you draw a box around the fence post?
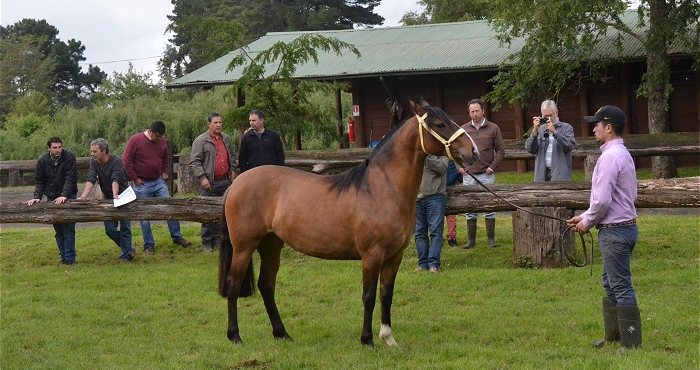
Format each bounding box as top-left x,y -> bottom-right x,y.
166,140 -> 174,195
513,207 -> 575,268
584,154 -> 600,181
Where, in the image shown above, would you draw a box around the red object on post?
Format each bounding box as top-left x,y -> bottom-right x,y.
347,119 -> 355,142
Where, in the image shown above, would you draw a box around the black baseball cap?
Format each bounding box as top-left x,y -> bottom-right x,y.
584,105 -> 625,127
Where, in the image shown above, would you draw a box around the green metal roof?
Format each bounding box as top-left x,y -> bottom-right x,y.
166,11 -> 693,88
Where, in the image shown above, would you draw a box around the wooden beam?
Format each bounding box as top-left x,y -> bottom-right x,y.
1,178 -> 697,224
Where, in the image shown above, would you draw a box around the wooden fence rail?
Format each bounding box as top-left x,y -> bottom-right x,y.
1,178 -> 697,224
2,133 -> 698,188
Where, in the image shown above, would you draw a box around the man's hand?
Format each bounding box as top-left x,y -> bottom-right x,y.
532,117 -> 540,133
201,178 -> 211,190
566,216 -> 589,234
161,172 -> 169,181
26,198 -> 40,206
54,196 -> 68,204
485,168 -> 493,175
134,178 -> 144,187
545,120 -> 557,135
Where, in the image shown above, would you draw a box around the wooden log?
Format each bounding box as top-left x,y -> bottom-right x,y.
1,178 -> 697,224
0,197 -> 223,224
512,207 -> 574,268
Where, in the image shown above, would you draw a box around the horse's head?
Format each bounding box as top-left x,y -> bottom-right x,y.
409,99 -> 479,168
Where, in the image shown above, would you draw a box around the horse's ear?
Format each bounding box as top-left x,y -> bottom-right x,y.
409,100 -> 426,116
420,98 -> 430,108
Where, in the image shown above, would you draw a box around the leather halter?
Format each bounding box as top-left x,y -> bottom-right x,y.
416,113 -> 466,161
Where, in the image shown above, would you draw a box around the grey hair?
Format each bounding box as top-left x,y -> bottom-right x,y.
541,100 -> 558,114
90,138 -> 110,154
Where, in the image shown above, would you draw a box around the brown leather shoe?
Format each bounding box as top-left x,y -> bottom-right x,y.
144,247 -> 155,255
173,237 -> 191,248
120,250 -> 136,263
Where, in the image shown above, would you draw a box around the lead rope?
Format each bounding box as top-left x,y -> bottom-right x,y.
464,170 -> 594,275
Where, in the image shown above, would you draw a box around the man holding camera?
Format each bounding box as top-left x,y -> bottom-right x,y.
525,100 -> 576,182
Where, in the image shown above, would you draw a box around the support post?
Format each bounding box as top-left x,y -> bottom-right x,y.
513,207 -> 575,268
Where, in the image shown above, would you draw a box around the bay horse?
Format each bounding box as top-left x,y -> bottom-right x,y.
219,99 -> 479,347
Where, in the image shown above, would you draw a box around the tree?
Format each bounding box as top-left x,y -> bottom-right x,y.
0,19 -> 106,107
186,17 -> 360,149
160,0 -> 382,79
484,1 -> 699,178
400,0 -> 491,25
0,34 -> 56,122
92,63 -> 164,106
229,32 -> 360,149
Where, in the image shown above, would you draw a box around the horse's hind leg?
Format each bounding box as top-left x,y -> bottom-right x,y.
226,248 -> 255,345
258,234 -> 293,341
378,250 -> 404,347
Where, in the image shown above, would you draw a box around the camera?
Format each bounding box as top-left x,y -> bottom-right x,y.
539,117 -> 549,125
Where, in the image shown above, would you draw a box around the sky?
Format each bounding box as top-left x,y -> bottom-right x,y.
1,0 -> 424,81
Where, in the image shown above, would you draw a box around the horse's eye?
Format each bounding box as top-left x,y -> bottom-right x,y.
434,122 -> 445,128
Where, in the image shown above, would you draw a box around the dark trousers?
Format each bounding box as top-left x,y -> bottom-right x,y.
48,195 -> 77,261
200,178 -> 231,248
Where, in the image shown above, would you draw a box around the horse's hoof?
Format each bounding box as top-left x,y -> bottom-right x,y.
275,333 -> 294,342
362,339 -> 375,348
228,331 -> 243,345
379,324 -> 399,347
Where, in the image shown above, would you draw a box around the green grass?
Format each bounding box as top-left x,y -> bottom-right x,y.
1,214 -> 698,369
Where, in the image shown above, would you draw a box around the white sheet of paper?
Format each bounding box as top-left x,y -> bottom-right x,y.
114,186 -> 137,207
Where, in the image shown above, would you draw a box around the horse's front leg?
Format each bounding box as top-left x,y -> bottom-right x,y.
360,256 -> 382,347
378,250 -> 404,347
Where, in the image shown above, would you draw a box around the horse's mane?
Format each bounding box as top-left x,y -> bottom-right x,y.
326,116 -> 409,193
326,105 -> 450,193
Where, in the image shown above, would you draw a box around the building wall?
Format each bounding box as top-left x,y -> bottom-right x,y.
350,60 -> 699,171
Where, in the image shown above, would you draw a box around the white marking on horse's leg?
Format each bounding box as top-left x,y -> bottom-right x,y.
379,324 -> 398,347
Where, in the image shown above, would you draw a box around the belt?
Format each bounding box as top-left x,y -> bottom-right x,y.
213,176 -> 228,181
596,219 -> 636,230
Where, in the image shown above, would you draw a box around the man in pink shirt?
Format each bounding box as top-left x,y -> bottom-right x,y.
567,106 -> 641,351
122,121 -> 191,255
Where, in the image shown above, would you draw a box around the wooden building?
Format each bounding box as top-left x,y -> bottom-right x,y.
167,12 -> 699,171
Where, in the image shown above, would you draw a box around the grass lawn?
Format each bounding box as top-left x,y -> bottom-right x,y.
1,211 -> 698,369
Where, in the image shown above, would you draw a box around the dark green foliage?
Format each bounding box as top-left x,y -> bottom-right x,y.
0,19 -> 106,109
401,0 -> 491,25
160,0 -> 383,79
226,32 -> 360,148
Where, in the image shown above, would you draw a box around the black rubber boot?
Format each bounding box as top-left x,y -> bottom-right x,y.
618,305 -> 642,350
591,297 -> 620,348
463,219 -> 477,249
485,218 -> 498,248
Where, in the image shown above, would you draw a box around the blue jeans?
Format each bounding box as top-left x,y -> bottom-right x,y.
599,225 -> 639,307
414,194 -> 446,269
105,220 -> 133,259
133,178 -> 182,248
48,195 -> 77,261
463,172 -> 495,220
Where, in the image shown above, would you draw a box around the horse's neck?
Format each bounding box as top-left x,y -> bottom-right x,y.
367,120 -> 426,198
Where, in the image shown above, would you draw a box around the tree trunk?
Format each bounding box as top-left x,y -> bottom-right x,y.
646,0 -> 678,179
513,207 -> 574,268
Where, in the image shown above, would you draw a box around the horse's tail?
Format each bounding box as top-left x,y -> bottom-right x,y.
218,187 -> 256,298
